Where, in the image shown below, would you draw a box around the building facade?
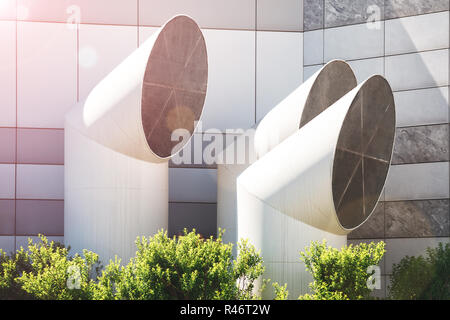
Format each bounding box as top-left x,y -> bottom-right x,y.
0,0 -> 449,297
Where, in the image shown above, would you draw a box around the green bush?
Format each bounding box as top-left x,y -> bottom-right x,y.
389,242 -> 450,300
272,282 -> 289,300
15,236 -> 101,300
1,236 -> 100,300
0,248 -> 33,300
0,231 -> 265,300
298,240 -> 385,300
94,230 -> 265,300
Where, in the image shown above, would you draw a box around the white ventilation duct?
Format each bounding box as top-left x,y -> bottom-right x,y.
64,15 -> 208,263
217,60 -> 357,246
237,75 -> 396,298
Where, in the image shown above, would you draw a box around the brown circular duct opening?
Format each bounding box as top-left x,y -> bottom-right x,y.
300,60 -> 357,128
141,16 -> 208,158
332,76 -> 396,230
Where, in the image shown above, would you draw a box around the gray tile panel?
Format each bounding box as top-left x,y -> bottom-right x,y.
392,124 -> 450,164
304,0 -> 324,30
385,199 -> 450,238
385,0 -> 450,20
0,200 -> 15,235
348,201 -> 385,239
169,202 -> 217,238
15,200 -> 64,236
325,0 -> 384,28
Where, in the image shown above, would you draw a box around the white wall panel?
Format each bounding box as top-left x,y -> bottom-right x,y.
201,29 -> 255,131
17,0 -> 137,25
324,23 -> 384,62
257,0 -> 303,31
394,87 -> 449,127
256,31 -> 303,121
139,0 -> 255,30
348,57 -> 384,83
16,164 -> 64,200
304,29 -> 323,66
17,22 -> 77,129
0,21 -> 16,127
78,24 -> 137,100
303,64 -> 323,81
385,49 -> 449,91
386,11 -> 449,55
385,163 -> 450,201
0,0 -> 16,20
138,26 -> 158,45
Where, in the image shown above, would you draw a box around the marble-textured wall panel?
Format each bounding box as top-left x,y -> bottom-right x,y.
304,0 -> 324,30
385,200 -> 450,238
392,125 -> 450,164
325,0 -> 384,28
348,201 -> 385,239
385,0 -> 449,20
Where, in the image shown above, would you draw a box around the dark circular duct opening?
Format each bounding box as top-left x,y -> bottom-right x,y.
141,16 -> 208,158
300,60 -> 357,128
332,76 -> 396,230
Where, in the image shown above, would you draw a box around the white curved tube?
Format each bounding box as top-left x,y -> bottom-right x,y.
217,61 -> 357,245
237,76 -> 396,298
65,15 -> 208,263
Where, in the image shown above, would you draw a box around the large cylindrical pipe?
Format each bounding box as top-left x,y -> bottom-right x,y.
217,61 -> 357,245
65,15 -> 208,263
237,75 -> 396,297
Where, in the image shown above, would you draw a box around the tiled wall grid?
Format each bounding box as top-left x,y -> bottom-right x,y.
304,0 -> 450,297
0,0 -> 448,296
0,0 -> 304,252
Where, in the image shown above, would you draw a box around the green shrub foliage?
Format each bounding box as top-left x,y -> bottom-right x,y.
299,240 -> 385,300
94,230 -> 265,300
1,236 -> 100,300
0,248 -> 33,300
389,242 -> 450,300
0,231 -> 265,300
